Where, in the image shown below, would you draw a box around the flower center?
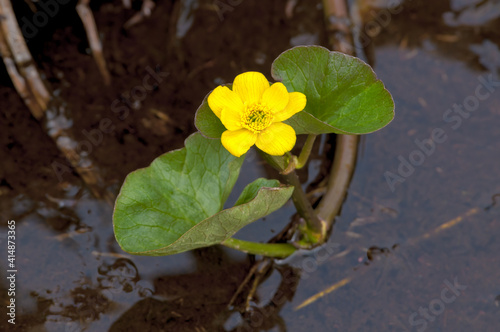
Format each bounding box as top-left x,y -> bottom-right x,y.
242,103 -> 273,133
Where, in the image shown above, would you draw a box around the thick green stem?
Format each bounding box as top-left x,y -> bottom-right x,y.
222,238 -> 296,258
281,170 -> 327,244
257,148 -> 327,245
296,134 -> 317,169
282,135 -> 317,174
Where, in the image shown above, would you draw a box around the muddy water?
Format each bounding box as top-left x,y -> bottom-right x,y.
1,0 -> 500,331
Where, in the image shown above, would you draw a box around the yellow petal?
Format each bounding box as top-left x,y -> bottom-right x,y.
221,129 -> 257,157
256,123 -> 296,156
233,72 -> 269,104
221,107 -> 243,131
261,82 -> 289,113
273,92 -> 307,122
208,86 -> 244,118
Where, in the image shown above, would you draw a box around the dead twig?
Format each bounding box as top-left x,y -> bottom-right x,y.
76,0 -> 111,85
123,0 -> 156,29
0,0 -> 50,118
0,0 -> 114,204
322,0 -> 354,54
295,276 -> 352,310
0,29 -> 43,116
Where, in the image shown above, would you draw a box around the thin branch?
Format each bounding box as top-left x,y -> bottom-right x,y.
0,29 -> 43,117
0,0 -> 50,118
76,0 -> 111,85
0,0 -> 114,204
322,0 -> 354,54
123,0 -> 156,29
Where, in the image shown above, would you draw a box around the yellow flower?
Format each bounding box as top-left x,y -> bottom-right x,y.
208,72 -> 306,157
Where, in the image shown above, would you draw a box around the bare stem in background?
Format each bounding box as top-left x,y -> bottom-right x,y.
77,0 -> 111,85
322,0 -> 353,54
0,0 -> 50,118
0,0 -> 114,204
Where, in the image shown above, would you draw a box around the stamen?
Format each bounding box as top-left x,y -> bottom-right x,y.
242,103 -> 273,133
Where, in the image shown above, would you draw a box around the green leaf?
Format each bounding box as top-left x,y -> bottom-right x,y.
195,84 -> 238,139
194,91 -> 226,138
113,133 -> 294,256
154,186 -> 293,255
284,111 -> 342,135
234,178 -> 281,206
272,45 -> 395,135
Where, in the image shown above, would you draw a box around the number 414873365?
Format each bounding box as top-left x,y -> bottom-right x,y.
7,220 -> 16,269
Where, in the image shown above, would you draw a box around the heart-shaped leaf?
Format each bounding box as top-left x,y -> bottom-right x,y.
113,133 -> 293,256
272,45 -> 395,134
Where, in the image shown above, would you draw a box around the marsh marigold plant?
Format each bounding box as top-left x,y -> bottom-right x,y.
114,46 -> 395,258
207,71 -> 306,157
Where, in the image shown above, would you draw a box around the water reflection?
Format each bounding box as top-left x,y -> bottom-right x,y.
444,0 -> 500,26
109,250 -> 300,332
354,0 -> 500,73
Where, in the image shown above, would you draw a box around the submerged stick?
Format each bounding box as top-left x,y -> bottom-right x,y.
295,207 -> 482,310
295,276 -> 352,310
